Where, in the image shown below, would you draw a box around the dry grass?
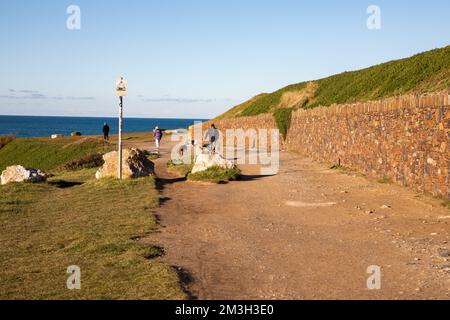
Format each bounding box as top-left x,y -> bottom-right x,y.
0,135 -> 15,150
0,169 -> 185,300
278,82 -> 318,109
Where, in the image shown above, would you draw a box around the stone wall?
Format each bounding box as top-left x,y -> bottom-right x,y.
286,93 -> 449,199
195,93 -> 449,199
191,114 -> 280,149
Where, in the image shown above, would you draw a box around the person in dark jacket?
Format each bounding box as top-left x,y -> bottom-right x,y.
102,123 -> 110,141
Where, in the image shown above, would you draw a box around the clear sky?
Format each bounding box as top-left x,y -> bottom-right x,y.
1,0 -> 449,118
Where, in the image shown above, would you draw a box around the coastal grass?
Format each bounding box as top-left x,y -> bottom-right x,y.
219,45 -> 450,118
187,166 -> 241,184
0,169 -> 186,299
0,137 -> 113,172
167,159 -> 194,177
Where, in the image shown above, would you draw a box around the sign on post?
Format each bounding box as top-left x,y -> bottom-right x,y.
116,78 -> 128,97
116,77 -> 127,179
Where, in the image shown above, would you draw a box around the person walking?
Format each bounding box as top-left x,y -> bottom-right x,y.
153,126 -> 163,153
102,122 -> 110,141
205,124 -> 219,152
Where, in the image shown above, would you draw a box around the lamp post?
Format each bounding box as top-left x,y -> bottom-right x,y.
115,77 -> 128,179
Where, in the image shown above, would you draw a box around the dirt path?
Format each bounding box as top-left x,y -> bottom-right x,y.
140,140 -> 449,300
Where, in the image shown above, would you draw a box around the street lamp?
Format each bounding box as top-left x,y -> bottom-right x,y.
115,77 -> 128,179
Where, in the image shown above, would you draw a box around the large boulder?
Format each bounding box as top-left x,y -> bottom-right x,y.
1,165 -> 48,185
95,148 -> 154,179
191,150 -> 236,174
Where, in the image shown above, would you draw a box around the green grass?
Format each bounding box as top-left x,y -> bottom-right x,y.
0,137 -> 113,172
166,159 -> 194,177
187,166 -> 241,184
0,169 -> 185,299
273,108 -> 294,140
218,45 -> 450,119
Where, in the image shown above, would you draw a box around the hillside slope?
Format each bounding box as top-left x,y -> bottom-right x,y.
218,45 -> 450,119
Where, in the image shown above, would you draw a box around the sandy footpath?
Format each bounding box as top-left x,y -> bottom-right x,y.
138,140 -> 449,300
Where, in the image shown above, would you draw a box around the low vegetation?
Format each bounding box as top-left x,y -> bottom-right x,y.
0,137 -> 113,172
59,153 -> 104,171
0,135 -> 15,150
0,135 -> 185,299
187,166 -> 241,184
377,177 -> 394,184
222,46 -> 450,119
273,108 -> 294,140
166,159 -> 194,177
0,169 -> 185,299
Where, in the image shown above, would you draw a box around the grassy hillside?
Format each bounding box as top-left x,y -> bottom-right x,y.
0,137 -> 113,172
218,45 -> 450,118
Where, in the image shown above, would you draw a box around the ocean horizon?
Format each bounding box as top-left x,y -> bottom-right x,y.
0,115 -> 209,138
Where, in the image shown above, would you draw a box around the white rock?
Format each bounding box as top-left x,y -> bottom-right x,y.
191,149 -> 236,174
1,165 -> 48,185
51,134 -> 63,139
95,148 -> 154,179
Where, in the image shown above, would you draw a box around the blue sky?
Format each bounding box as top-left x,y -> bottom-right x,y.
0,0 -> 449,118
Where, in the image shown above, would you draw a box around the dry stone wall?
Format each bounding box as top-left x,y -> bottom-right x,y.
196,93 -> 449,199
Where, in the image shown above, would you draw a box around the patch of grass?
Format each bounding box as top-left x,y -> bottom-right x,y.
147,154 -> 160,161
377,176 -> 394,184
59,154 -> 104,171
330,164 -> 354,172
240,83 -> 307,117
0,170 -> 185,299
330,164 -> 366,178
187,166 -> 241,184
273,108 -> 294,140
167,159 -> 194,177
0,137 -> 113,172
220,45 -> 450,118
0,135 -> 15,150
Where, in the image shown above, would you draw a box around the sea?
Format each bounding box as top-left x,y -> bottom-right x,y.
0,115 -> 209,138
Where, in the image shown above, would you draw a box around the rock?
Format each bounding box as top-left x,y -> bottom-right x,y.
191,150 -> 236,174
95,148 -> 154,179
1,165 -> 48,185
381,204 -> 392,209
51,134 -> 63,139
71,132 -> 82,137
